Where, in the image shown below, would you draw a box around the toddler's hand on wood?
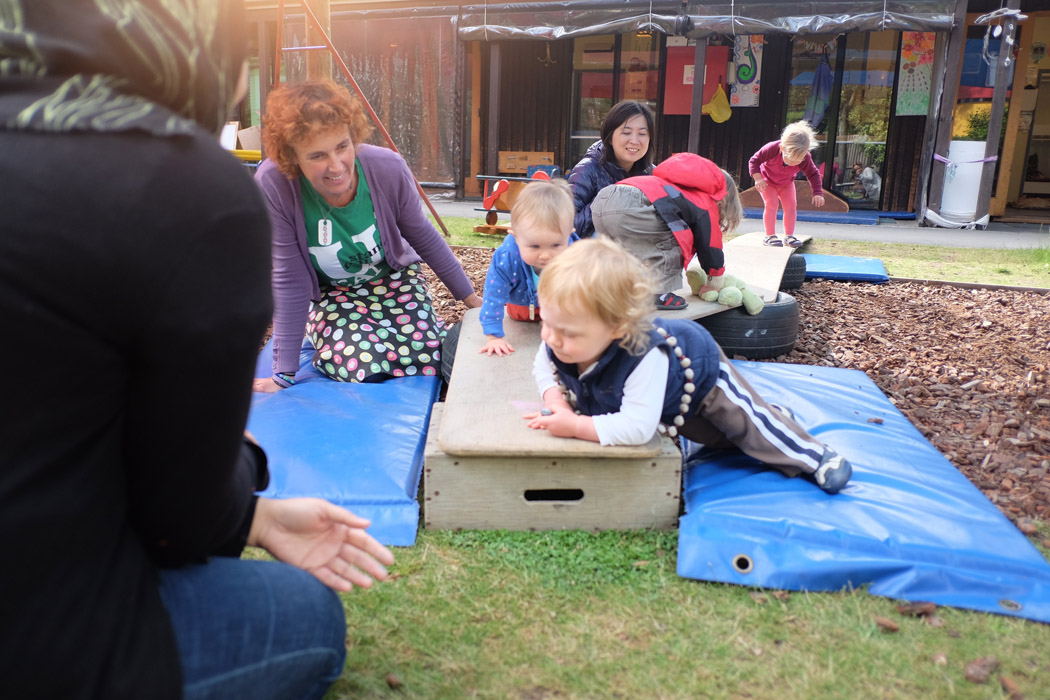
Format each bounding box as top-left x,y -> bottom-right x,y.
524,404 -> 578,438
812,194 -> 826,207
480,336 -> 515,356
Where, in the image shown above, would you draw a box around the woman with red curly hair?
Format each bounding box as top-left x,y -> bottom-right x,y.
254,80 -> 481,390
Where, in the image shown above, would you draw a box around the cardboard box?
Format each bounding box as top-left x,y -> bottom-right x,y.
498,151 -> 555,174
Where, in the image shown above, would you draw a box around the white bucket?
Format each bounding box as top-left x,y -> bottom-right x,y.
939,140 -> 987,223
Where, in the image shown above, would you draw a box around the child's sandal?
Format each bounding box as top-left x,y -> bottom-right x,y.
655,292 -> 688,310
763,235 -> 783,247
784,235 -> 803,248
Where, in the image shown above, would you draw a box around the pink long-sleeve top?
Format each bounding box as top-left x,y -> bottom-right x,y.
748,140 -> 823,195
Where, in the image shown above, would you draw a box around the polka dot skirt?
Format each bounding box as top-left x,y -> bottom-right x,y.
305,264 -> 446,383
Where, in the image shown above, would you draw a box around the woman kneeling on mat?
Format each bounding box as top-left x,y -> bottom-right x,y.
254,80 -> 481,390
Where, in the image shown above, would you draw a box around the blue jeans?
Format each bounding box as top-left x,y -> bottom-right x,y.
158,557 -> 346,700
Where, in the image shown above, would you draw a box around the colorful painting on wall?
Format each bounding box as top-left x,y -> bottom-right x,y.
731,35 -> 762,107
896,32 -> 935,116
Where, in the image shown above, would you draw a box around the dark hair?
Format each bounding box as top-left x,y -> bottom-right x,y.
599,100 -> 654,176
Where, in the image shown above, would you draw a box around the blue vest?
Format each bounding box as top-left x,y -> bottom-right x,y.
547,319 -> 720,424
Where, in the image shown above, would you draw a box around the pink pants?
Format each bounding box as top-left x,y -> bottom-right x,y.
759,181 -> 797,237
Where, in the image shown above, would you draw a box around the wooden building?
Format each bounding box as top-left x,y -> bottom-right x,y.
243,1 -> 1050,224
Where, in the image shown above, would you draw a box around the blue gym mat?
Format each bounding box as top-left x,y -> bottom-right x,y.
743,208 -> 916,225
677,362 -> 1050,624
802,254 -> 890,283
743,207 -> 877,225
248,339 -> 439,546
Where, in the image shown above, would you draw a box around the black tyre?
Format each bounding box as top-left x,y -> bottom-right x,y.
697,291 -> 799,360
779,252 -> 806,291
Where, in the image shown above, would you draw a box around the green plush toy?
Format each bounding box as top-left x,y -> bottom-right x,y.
741,287 -> 765,315
686,266 -> 707,296
721,274 -> 746,290
717,286 -> 742,307
690,261 -> 765,315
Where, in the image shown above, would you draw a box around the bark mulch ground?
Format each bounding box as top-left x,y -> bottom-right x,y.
427,247 -> 1050,528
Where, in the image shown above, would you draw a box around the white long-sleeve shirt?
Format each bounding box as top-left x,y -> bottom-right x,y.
533,343 -> 669,446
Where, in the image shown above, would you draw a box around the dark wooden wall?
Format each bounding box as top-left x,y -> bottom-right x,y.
493,39 -> 573,170
883,115 -> 926,212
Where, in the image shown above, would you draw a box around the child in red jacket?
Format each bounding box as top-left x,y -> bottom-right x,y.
590,153 -> 741,310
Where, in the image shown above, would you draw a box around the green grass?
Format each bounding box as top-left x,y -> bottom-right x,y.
251,523 -> 1050,699
431,215 -> 1050,289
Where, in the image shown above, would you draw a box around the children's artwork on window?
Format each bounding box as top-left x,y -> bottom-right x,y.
896,32 -> 935,116
731,35 -> 762,107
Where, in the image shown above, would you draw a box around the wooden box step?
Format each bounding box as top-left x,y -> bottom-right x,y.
424,404 -> 682,532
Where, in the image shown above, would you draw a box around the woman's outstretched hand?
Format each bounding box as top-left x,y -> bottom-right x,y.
248,497 -> 395,592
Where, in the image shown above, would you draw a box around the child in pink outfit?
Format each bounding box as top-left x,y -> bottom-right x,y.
748,121 -> 826,248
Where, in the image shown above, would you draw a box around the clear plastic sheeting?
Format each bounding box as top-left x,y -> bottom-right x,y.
454,1 -> 957,41
682,1 -> 957,35
457,4 -> 684,41
281,16 -> 459,186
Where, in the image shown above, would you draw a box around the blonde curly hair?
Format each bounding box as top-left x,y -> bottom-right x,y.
537,237 -> 655,356
780,120 -> 818,161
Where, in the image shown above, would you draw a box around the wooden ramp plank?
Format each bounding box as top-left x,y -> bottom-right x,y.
655,232 -> 807,321
438,307 -> 666,458
739,182 -> 850,212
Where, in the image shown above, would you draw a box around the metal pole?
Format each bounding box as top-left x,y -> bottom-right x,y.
973,0 -> 1021,228
687,37 -> 707,154
924,0 -> 970,223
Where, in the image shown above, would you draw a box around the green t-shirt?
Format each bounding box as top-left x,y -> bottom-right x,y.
301,162 -> 394,286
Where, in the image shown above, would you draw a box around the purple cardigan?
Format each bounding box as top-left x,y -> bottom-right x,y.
748,140 -> 823,194
255,144 -> 475,375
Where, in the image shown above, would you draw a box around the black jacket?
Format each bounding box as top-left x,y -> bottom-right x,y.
0,127 -> 273,700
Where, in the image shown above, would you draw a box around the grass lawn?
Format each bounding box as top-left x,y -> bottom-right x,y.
325,529 -> 1050,699
246,523 -> 1050,698
268,215 -> 1050,698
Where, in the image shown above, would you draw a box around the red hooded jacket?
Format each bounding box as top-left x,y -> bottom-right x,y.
620,153 -> 727,276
